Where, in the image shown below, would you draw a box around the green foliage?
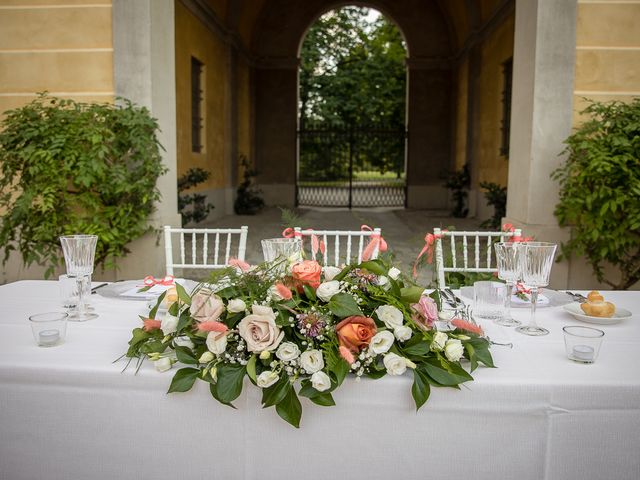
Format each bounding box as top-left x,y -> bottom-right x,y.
552,98 -> 640,290
234,155 -> 264,215
444,164 -> 470,218
0,94 -> 166,277
299,7 -> 407,180
177,167 -> 214,226
479,182 -> 507,229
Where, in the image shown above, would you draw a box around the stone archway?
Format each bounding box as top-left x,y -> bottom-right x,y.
249,0 -> 454,209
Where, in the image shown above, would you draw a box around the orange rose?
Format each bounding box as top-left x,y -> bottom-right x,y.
335,315 -> 377,353
291,260 -> 322,290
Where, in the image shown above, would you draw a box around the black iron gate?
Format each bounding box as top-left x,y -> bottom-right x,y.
296,124 -> 407,208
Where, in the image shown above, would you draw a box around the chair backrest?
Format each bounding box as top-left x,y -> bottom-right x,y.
434,227 -> 522,288
164,226 -> 248,275
293,227 -> 382,267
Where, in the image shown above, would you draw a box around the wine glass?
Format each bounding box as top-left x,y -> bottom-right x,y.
261,238 -> 303,263
494,242 -> 521,327
60,235 -> 99,321
515,242 -> 557,336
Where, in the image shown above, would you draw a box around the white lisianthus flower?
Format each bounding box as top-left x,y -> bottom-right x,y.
444,339 -> 465,362
173,336 -> 194,350
276,342 -> 300,361
311,371 -> 331,392
300,349 -> 324,374
323,266 -> 341,281
154,357 -> 173,372
199,351 -> 214,363
257,370 -> 279,388
375,305 -> 404,329
206,331 -> 228,355
394,325 -> 413,342
160,314 -> 178,335
370,330 -> 395,354
316,281 -> 341,302
227,298 -> 246,313
431,331 -> 448,352
383,352 -> 408,376
388,267 -> 401,280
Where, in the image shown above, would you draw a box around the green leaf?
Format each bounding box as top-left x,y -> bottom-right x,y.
299,380 -> 336,406
303,284 -> 316,301
174,346 -> 197,365
328,292 -> 363,318
176,309 -> 191,332
411,368 -> 431,411
209,382 -> 236,409
467,338 -> 495,368
359,259 -> 386,275
423,358 -> 473,386
262,373 -> 291,407
246,354 -> 257,383
400,286 -> 424,304
275,387 -> 302,428
215,363 -> 246,403
175,282 -> 191,306
167,367 -> 200,393
148,291 -> 166,319
329,356 -> 350,386
402,341 -> 430,357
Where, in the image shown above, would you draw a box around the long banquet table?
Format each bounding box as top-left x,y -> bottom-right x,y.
0,280 -> 639,480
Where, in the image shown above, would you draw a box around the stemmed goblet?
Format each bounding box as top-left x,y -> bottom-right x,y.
494,242 -> 521,327
60,235 -> 99,321
515,242 -> 557,336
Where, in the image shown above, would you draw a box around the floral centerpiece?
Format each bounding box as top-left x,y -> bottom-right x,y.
122,258 -> 494,428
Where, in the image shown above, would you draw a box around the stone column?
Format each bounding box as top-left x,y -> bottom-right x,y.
504,0 -> 577,288
111,0 -> 182,279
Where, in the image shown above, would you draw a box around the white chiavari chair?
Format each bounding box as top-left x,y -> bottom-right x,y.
293,227 -> 383,267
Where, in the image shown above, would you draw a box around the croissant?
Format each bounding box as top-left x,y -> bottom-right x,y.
580,290 -> 615,318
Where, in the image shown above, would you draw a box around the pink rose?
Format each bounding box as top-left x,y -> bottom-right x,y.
238,305 -> 284,352
190,289 -> 225,322
411,295 -> 438,331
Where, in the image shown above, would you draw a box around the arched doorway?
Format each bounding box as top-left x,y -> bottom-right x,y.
296,6 -> 408,208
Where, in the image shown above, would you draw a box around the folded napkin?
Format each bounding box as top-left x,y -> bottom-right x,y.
119,279 -> 184,300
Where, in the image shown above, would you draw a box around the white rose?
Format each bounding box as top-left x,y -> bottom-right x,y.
323,266 -> 341,281
375,305 -> 404,329
388,267 -> 401,280
206,331 -> 228,355
300,349 -> 324,374
383,352 -> 408,376
316,281 -> 341,302
431,331 -> 448,352
370,330 -> 395,354
173,336 -> 194,350
444,339 -> 465,362
160,314 -> 179,335
199,351 -> 214,363
154,357 -> 172,372
276,342 -> 300,361
311,371 -> 331,392
227,298 -> 246,313
238,307 -> 284,352
394,325 -> 413,342
257,370 -> 279,388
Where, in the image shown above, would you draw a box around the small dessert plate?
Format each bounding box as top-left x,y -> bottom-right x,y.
563,302 -> 632,325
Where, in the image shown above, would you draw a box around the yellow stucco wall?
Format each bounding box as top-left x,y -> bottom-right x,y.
175,0 -> 228,190
573,0 -> 640,125
0,0 -> 113,117
474,12 -> 514,187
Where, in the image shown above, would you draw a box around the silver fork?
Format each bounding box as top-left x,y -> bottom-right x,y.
566,291 -> 587,303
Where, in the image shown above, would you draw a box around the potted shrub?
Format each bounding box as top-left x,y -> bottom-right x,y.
0,94 -> 166,277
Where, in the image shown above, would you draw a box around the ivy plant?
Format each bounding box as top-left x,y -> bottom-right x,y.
0,94 -> 167,278
552,98 -> 640,290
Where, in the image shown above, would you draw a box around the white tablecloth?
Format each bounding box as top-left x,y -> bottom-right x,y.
1,280 -> 639,480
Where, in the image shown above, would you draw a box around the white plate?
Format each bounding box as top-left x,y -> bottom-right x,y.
563,302 -> 632,325
459,286 -> 572,308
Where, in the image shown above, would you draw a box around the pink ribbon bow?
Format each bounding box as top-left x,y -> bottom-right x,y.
143,275 -> 174,287
361,225 -> 387,262
282,228 -> 325,260
413,230 -> 447,278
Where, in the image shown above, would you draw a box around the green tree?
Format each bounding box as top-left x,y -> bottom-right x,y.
299,7 -> 407,180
